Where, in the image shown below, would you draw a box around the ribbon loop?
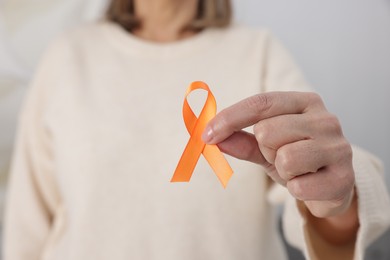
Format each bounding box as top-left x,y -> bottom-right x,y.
171,81 -> 233,188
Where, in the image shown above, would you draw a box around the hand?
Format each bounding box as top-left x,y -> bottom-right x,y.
202,92 -> 355,218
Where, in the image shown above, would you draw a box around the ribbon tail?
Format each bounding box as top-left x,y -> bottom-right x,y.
203,144 -> 233,188
171,135 -> 205,183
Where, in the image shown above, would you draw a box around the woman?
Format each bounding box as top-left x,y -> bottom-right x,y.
3,0 -> 390,259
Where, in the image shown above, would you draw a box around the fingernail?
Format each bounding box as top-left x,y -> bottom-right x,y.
202,126 -> 214,143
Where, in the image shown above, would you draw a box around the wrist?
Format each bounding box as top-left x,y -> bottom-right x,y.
303,187 -> 359,245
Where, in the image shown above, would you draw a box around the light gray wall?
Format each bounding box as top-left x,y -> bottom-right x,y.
233,0 -> 390,186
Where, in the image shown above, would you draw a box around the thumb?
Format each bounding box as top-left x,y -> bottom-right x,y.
214,130 -> 270,167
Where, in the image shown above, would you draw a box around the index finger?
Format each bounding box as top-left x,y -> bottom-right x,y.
202,91 -> 322,144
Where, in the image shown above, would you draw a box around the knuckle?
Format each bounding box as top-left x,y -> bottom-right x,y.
311,112 -> 343,136
330,140 -> 353,166
323,113 -> 342,134
343,142 -> 353,161
307,92 -> 323,106
276,147 -> 295,173
287,179 -> 305,200
328,167 -> 355,201
245,94 -> 272,114
253,122 -> 271,144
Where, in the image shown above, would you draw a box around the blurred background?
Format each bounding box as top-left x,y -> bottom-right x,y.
0,0 -> 389,259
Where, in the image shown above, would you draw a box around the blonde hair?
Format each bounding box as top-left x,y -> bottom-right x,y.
106,0 -> 232,32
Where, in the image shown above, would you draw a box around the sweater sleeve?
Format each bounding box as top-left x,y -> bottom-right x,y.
3,38 -> 64,260
262,32 -> 390,259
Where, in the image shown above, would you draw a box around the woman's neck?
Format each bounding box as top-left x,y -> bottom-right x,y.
133,0 -> 199,42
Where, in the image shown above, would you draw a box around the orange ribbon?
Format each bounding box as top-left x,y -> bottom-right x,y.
171,81 -> 233,188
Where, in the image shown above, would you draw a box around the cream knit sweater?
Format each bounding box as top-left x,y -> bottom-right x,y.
3,21 -> 390,260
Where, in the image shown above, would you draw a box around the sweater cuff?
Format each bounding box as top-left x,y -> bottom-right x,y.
282,146 -> 390,260
352,146 -> 390,259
